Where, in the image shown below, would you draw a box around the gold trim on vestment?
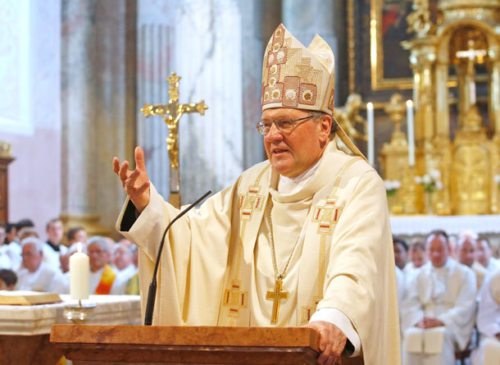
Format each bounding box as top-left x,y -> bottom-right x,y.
301,157 -> 361,323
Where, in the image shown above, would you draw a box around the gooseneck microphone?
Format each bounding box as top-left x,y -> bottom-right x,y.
144,190 -> 212,325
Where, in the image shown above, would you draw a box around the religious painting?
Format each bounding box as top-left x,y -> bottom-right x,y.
369,0 -> 438,90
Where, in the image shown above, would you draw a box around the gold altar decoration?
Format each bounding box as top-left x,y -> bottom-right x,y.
333,93 -> 368,142
141,73 -> 208,207
380,94 -> 420,214
380,0 -> 500,215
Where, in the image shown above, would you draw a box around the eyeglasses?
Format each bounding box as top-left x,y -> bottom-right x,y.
255,115 -> 315,136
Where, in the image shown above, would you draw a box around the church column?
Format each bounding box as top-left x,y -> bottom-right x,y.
61,0 -> 136,234
282,0 -> 347,104
175,0 -> 245,203
136,0 -> 176,199
237,0 -> 265,168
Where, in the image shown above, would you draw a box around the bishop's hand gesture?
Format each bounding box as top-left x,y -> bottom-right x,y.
113,146 -> 151,213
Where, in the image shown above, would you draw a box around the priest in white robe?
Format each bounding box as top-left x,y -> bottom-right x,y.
112,242 -> 138,285
114,24 -> 400,365
401,230 -> 476,365
473,269 -> 500,365
457,230 -> 487,290
16,237 -> 67,293
476,236 -> 500,273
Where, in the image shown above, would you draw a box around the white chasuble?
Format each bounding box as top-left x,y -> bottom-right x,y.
116,140 -> 401,365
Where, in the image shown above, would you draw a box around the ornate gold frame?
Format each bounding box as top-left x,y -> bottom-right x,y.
370,0 -> 414,90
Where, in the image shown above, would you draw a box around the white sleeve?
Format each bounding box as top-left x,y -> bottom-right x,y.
310,308 -> 361,356
477,273 -> 500,338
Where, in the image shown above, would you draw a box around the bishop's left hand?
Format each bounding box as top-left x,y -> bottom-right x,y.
306,320 -> 347,365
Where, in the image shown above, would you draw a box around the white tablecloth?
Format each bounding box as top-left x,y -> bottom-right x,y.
390,215 -> 500,235
0,294 -> 141,335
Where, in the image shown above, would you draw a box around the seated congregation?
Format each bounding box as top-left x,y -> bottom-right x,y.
394,230 -> 500,365
0,218 -> 138,296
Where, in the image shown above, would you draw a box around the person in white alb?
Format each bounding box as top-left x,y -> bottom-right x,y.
16,237 -> 66,293
402,230 -> 476,365
473,269 -> 500,365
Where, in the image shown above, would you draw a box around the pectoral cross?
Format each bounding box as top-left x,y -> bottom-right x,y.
266,275 -> 288,324
141,73 -> 208,207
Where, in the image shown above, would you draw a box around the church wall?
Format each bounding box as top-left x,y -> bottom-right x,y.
1,0 -> 62,235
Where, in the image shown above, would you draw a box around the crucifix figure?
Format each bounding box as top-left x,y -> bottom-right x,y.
141,73 -> 208,207
266,275 -> 289,324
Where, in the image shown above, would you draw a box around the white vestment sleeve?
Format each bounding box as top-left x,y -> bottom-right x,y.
310,308 -> 361,356
116,182 -> 236,325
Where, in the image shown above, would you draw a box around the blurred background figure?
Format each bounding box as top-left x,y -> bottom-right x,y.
405,238 -> 427,282
0,269 -> 17,290
66,226 -> 88,246
394,236 -> 409,271
112,242 -> 137,285
458,230 -> 487,290
17,237 -> 66,293
473,269 -> 500,365
476,236 -> 500,273
0,225 -> 12,270
44,218 -> 67,268
88,236 -> 123,295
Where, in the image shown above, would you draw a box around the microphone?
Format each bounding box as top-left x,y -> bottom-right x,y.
144,190 -> 212,325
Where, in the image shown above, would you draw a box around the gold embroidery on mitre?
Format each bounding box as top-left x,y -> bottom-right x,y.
240,185 -> 263,220
312,198 -> 342,234
261,24 -> 335,115
301,295 -> 322,324
223,280 -> 248,318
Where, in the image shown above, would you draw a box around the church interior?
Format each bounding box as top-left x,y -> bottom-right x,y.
0,1 -> 499,364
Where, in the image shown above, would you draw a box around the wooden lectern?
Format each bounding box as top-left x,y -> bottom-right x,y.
51,325 -> 363,365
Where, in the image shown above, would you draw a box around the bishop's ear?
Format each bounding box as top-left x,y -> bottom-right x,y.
319,115 -> 333,141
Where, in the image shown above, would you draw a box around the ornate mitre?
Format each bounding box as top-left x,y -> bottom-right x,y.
261,24 -> 365,160
261,23 -> 335,115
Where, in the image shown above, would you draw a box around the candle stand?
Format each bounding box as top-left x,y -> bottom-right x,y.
64,299 -> 96,323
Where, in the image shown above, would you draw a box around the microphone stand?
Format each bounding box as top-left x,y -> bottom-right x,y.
144,190 -> 212,325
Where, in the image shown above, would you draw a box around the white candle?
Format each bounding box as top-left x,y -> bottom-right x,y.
70,242 -> 90,300
406,100 -> 415,167
367,102 -> 375,166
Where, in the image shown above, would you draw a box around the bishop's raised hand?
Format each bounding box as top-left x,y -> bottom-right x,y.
113,146 -> 151,213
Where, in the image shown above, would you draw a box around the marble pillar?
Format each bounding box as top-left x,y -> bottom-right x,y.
136,0 -> 175,199
61,0 -> 136,235
236,0 -> 266,168
137,0 -> 245,204
175,0 -> 244,203
282,0 -> 348,104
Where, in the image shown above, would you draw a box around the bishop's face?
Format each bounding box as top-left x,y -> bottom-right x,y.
261,108 -> 331,178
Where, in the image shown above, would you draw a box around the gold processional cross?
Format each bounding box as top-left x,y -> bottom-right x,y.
266,275 -> 289,324
141,73 -> 208,207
